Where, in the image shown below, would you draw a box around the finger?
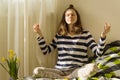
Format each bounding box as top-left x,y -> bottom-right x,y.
106,23 -> 111,27
105,23 -> 111,29
33,24 -> 39,29
33,24 -> 36,29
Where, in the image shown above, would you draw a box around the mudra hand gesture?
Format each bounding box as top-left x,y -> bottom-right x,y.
101,23 -> 111,38
33,24 -> 43,37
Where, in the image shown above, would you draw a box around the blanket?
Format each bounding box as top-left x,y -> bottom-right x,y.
29,40 -> 120,80
89,40 -> 120,80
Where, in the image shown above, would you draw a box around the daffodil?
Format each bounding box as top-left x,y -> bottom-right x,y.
2,57 -> 6,62
0,50 -> 20,80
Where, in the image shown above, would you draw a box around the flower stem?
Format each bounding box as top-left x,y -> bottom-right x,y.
0,63 -> 9,74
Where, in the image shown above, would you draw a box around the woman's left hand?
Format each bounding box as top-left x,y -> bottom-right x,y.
101,23 -> 111,38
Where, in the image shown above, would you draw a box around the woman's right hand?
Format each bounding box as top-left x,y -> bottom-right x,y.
33,24 -> 43,37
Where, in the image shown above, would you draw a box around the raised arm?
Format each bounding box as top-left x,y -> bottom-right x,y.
87,23 -> 111,56
33,24 -> 57,55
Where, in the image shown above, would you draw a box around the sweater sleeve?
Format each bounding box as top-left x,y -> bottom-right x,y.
86,32 -> 106,56
37,34 -> 57,55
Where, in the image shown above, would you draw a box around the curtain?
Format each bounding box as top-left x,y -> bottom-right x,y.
0,0 -> 57,80
35,0 -> 58,68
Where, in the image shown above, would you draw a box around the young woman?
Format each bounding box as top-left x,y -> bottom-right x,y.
33,4 -> 111,79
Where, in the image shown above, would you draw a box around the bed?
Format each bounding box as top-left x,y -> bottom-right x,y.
24,40 -> 120,80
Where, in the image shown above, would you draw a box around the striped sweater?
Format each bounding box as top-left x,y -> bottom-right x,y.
37,31 -> 106,71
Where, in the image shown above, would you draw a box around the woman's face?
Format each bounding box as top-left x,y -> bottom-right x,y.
65,9 -> 77,25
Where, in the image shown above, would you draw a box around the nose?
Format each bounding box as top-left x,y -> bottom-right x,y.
68,14 -> 73,18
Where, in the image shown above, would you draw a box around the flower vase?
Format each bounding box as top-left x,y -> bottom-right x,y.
9,76 -> 18,80
9,77 -> 13,80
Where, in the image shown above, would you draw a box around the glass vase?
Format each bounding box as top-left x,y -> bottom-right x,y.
9,76 -> 18,80
9,77 -> 13,80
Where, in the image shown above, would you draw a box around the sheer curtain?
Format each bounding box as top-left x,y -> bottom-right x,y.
35,0 -> 58,68
0,0 -> 57,80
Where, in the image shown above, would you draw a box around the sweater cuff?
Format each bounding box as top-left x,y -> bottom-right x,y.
101,36 -> 106,41
37,36 -> 43,41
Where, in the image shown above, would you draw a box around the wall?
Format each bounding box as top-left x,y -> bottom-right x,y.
57,0 -> 120,43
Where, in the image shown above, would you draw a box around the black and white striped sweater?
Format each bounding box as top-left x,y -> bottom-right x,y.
37,31 -> 106,71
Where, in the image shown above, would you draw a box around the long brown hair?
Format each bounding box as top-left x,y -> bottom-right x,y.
58,4 -> 83,36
